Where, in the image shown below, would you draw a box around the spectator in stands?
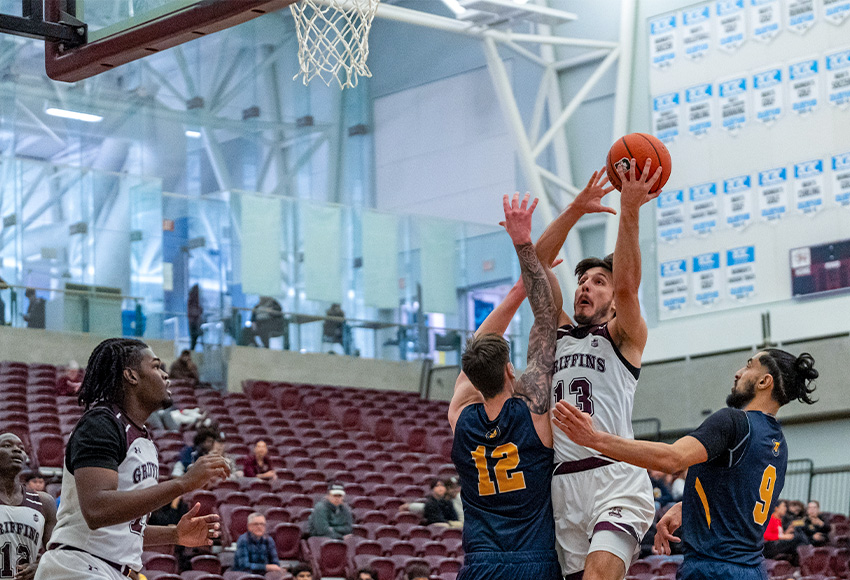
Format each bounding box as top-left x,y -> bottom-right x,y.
670,469 -> 686,502
149,496 -> 191,571
252,296 -> 288,349
308,483 -> 353,539
763,500 -> 803,564
422,478 -> 459,527
784,500 -> 805,528
323,303 -> 346,354
56,360 -> 83,396
188,284 -> 203,351
445,476 -> 463,525
242,439 -> 277,480
210,438 -> 241,478
290,563 -> 313,580
233,512 -> 282,575
648,468 -> 674,510
801,500 -> 831,546
405,565 -> 431,580
173,428 -> 219,477
23,287 -> 45,329
170,350 -> 200,383
23,471 -> 46,493
354,568 -> 378,580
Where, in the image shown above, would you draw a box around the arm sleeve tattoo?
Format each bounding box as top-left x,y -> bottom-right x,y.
512,242 -> 557,415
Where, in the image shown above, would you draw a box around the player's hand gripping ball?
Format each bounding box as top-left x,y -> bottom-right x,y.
606,133 -> 671,193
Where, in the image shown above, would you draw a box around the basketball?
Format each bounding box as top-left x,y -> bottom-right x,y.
606,133 -> 671,193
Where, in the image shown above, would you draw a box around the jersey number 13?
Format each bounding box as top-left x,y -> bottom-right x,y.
554,377 -> 594,415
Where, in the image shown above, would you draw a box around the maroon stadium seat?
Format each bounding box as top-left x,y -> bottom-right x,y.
306,537 -> 348,578
272,523 -> 302,560
352,556 -> 396,580
32,434 -> 64,468
143,554 -> 178,574
800,547 -> 833,576
190,555 -> 222,575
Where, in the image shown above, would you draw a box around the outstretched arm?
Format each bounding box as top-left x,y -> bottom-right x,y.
608,159 -> 662,364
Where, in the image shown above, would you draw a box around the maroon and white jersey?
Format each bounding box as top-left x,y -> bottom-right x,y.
50,405 -> 159,572
552,322 -> 641,463
0,487 -> 45,578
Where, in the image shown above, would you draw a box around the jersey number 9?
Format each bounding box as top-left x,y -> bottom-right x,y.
471,443 -> 527,496
752,464 -> 777,526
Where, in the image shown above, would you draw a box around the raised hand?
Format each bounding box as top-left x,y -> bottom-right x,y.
500,192 -> 538,246
617,158 -> 663,210
552,400 -> 600,448
176,502 -> 222,547
573,168 -> 616,215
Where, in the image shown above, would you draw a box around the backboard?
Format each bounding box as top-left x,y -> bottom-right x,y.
44,0 -> 297,82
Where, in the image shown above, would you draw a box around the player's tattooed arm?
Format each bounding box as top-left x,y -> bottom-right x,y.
513,241 -> 557,415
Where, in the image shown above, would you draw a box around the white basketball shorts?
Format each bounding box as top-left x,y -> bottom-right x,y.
35,549 -> 134,580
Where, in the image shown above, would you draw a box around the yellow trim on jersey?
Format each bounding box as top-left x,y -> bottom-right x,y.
695,477 -> 711,529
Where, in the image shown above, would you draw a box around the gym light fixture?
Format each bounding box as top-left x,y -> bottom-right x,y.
185,130 -> 202,138
45,108 -> 103,123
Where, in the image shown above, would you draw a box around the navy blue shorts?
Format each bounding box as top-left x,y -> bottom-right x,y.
677,557 -> 768,580
457,550 -> 561,580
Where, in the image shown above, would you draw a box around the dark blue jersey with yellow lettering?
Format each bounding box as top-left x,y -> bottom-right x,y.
682,409 -> 787,566
452,397 -> 556,554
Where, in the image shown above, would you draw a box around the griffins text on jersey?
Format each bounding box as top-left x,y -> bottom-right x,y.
0,520 -> 40,544
133,462 -> 159,484
553,353 -> 606,374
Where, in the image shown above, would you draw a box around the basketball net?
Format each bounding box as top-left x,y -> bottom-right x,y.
290,0 -> 380,89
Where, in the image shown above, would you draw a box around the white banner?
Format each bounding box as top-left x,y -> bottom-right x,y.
758,167 -> 789,222
649,14 -> 678,69
657,190 -> 687,242
753,66 -> 784,124
693,252 -> 722,306
717,0 -> 747,52
682,6 -> 713,60
789,58 -> 820,115
723,175 -> 754,229
689,183 -> 720,235
727,246 -> 756,300
659,259 -> 689,313
653,92 -> 681,144
833,152 -> 850,207
685,83 -> 714,137
787,0 -> 817,33
719,76 -> 748,133
793,159 -> 825,214
823,0 -> 850,24
750,0 -> 782,42
826,48 -> 850,109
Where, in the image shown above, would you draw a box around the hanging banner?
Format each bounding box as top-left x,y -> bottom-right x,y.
689,183 -> 720,235
823,0 -> 850,24
727,246 -> 756,300
723,174 -> 754,229
833,152 -> 850,207
786,0 -> 816,33
659,259 -> 689,313
657,190 -> 687,243
649,14 -> 678,69
758,167 -> 789,222
789,58 -> 820,115
686,83 -> 714,137
826,48 -> 850,109
653,92 -> 681,144
693,252 -> 722,306
682,6 -> 712,60
717,0 -> 747,52
793,159 -> 825,214
719,76 -> 748,133
752,66 -> 784,124
750,0 -> 782,42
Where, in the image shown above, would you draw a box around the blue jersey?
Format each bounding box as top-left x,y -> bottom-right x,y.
682,410 -> 787,566
451,397 -> 556,554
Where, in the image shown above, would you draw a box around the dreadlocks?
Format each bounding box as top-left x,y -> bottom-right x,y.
78,338 -> 149,410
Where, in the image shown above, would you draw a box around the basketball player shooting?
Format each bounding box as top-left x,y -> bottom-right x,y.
536,159 -> 662,580
448,193 -> 562,580
553,350 -> 818,580
0,433 -> 56,580
34,339 -> 230,580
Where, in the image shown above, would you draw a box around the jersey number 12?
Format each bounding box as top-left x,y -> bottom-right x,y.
471,443 -> 527,496
0,542 -> 30,578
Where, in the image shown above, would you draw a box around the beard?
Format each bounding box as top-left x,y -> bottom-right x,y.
574,300 -> 613,326
726,379 -> 756,409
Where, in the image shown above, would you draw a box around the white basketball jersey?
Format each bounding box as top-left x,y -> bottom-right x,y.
50,407 -> 159,572
0,488 -> 45,578
552,323 -> 640,463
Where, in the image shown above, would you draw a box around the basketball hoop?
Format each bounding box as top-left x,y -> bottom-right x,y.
290,0 -> 380,89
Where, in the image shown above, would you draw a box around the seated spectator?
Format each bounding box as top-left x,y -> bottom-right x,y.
211,438 -> 241,478
354,568 -> 378,580
149,496 -> 191,571
405,565 -> 431,580
242,440 -> 277,480
56,360 -> 83,396
763,500 -> 803,564
23,471 -> 45,493
648,468 -> 674,510
170,349 -> 200,382
783,499 -> 805,528
233,513 -> 282,574
801,500 -> 831,546
307,483 -> 353,539
173,428 -> 219,477
290,563 -> 313,580
422,478 -> 459,527
446,476 -> 463,524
